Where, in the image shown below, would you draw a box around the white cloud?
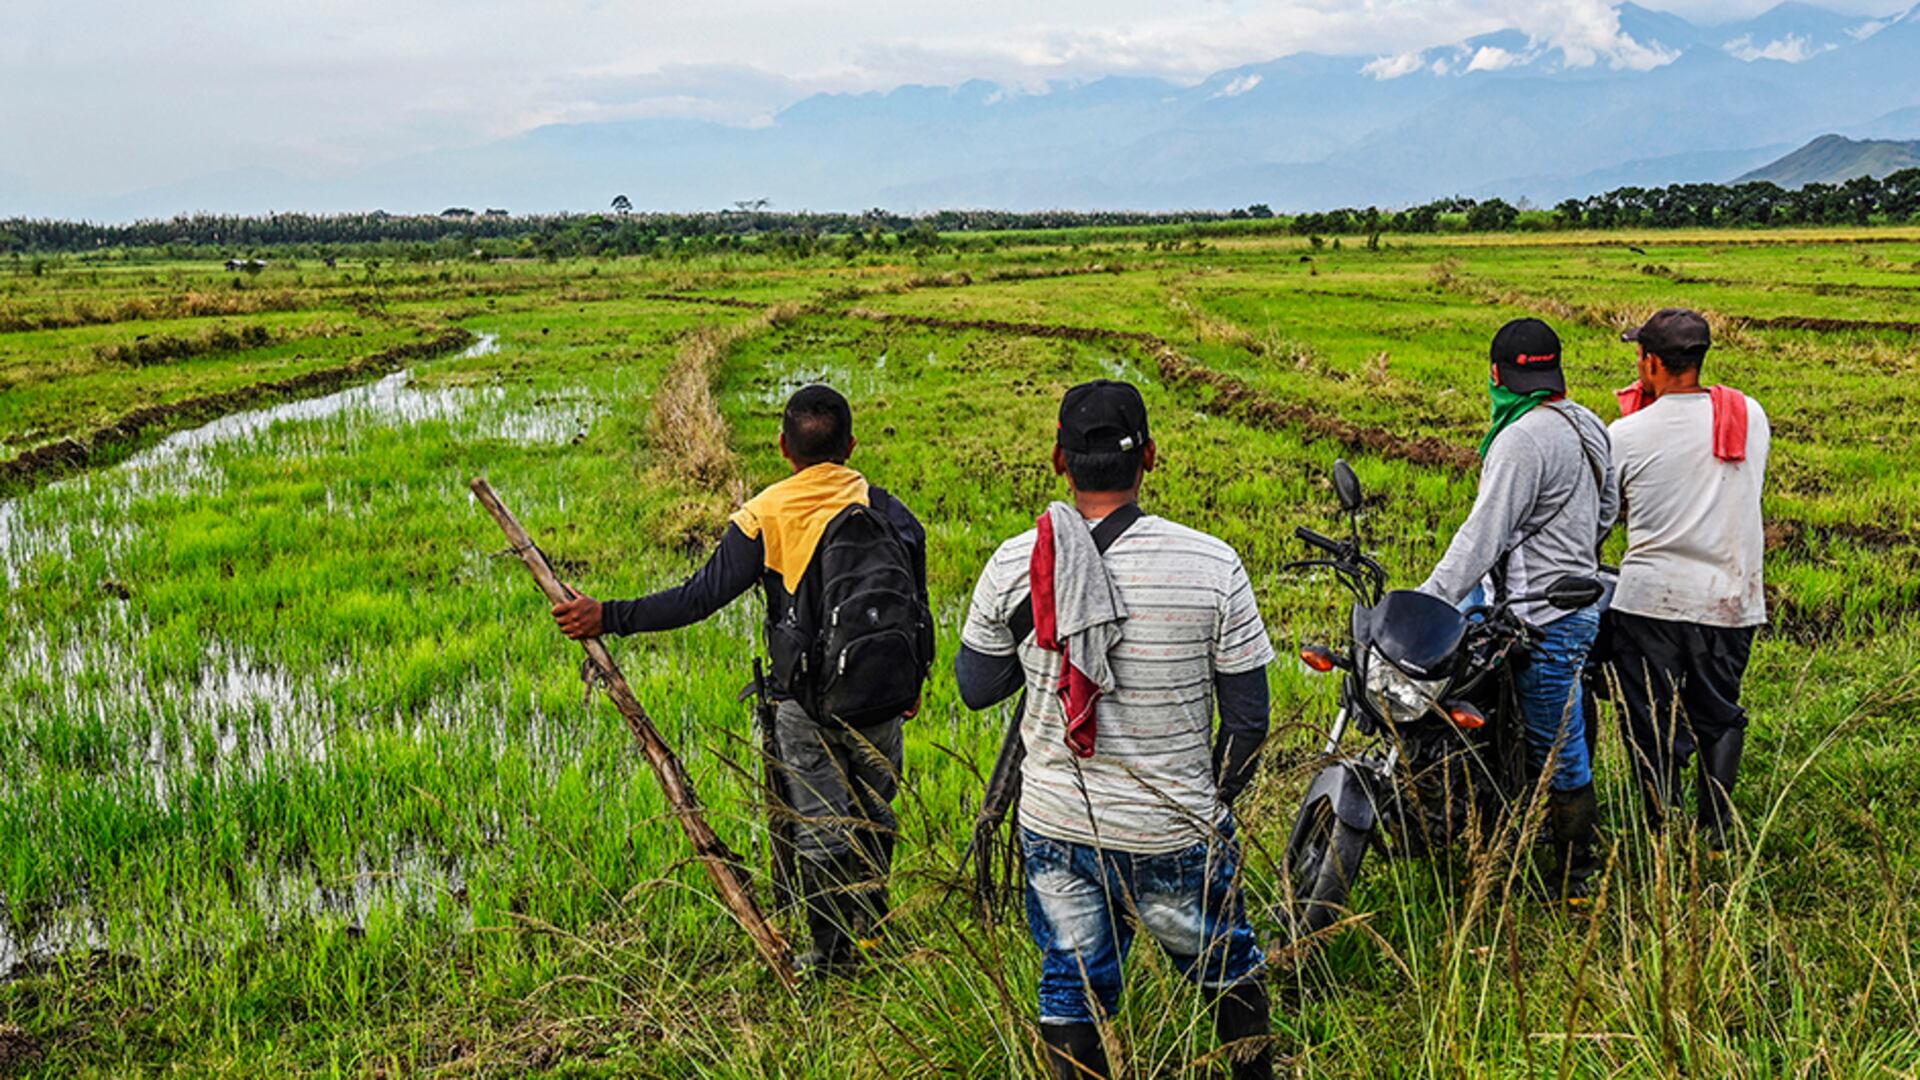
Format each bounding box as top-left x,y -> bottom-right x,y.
1466,45 -> 1522,71
1723,32 -> 1836,61
1363,0 -> 1681,80
1363,51 -> 1428,79
1210,73 -> 1263,98
0,0 -> 1792,195
1503,0 -> 1679,70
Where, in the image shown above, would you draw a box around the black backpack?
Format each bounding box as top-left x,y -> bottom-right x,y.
768,490 -> 933,727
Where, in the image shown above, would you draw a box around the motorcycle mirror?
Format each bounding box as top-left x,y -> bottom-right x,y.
1545,576 -> 1605,610
1333,459 -> 1363,513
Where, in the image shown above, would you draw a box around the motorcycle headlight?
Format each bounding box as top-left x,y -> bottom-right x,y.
1364,646 -> 1446,724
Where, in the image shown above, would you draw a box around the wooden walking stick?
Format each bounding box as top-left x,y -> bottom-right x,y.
470,478 -> 798,992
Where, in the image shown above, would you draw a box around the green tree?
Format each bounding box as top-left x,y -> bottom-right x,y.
1466,198 -> 1519,231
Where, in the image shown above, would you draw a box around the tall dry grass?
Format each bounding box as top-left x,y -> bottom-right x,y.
648,307 -> 794,494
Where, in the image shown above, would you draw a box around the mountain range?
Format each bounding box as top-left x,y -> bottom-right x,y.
1738,133 -> 1920,185
11,2 -> 1920,221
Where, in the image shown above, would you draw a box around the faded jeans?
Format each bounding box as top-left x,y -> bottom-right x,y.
1465,587 -> 1600,791
1022,822 -> 1264,1024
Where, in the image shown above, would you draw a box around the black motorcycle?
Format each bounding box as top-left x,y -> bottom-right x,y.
1280,460 -> 1602,940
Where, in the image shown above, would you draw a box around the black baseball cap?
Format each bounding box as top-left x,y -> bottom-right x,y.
1490,318 -> 1566,396
1622,308 -> 1711,357
1058,379 -> 1150,454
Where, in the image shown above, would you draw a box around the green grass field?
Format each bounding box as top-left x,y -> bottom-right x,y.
2,230 -> 1917,1076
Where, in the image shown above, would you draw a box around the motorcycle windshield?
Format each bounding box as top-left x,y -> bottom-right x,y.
1365,590 -> 1468,680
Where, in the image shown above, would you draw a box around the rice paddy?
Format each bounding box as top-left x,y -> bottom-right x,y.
2,228 -> 1917,1076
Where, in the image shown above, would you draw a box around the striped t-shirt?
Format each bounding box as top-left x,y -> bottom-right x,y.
962,513 -> 1275,853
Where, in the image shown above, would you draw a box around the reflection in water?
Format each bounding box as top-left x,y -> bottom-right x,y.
0,332 -> 597,587
0,329 -> 573,977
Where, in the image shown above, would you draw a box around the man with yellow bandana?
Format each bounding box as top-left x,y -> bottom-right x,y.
553,385 -> 930,974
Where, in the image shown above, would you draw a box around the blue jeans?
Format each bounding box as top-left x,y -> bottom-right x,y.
1022,823 -> 1264,1024
1463,588 -> 1599,791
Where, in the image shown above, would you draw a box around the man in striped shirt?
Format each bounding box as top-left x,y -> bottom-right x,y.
956,380 -> 1276,1080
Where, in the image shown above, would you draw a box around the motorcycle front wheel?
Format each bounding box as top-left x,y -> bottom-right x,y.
1281,794 -> 1371,945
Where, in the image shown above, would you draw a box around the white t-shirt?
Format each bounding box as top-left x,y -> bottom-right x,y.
961,514 -> 1275,853
1609,392 -> 1771,628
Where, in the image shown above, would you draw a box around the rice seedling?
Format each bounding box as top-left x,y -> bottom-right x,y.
0,230 -> 1915,1075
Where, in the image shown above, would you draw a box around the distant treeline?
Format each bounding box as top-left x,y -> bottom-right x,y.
0,207 -> 1242,257
4,171 -> 1919,258
1288,172 -> 1920,236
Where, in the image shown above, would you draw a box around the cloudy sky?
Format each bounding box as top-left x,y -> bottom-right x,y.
0,0 -> 1895,197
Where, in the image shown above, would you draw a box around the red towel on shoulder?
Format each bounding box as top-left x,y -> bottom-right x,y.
1615,383 -> 1748,463
1029,511 -> 1101,759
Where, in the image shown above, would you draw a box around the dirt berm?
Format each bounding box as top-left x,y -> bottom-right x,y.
0,328 -> 473,496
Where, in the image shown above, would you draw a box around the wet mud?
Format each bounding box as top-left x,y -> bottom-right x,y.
1150,348 -> 1483,471
1764,518 -> 1918,553
0,1023 -> 40,1071
1739,314 -> 1920,335
638,292 -> 768,310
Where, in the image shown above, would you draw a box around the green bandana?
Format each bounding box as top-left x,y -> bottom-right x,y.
1480,379 -> 1555,457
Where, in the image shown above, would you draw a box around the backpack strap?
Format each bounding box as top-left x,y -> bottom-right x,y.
1008,503 -> 1142,643
1545,403 -> 1606,494
1491,404 -> 1604,604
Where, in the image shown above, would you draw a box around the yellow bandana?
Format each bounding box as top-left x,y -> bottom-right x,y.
729,462 -> 871,592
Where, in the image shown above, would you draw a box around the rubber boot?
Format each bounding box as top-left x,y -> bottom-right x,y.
1696,729 -> 1745,853
1039,1021 -> 1109,1080
1212,980 -> 1274,1080
794,854 -> 856,978
1628,734 -> 1682,833
1546,783 -> 1602,905
852,829 -> 895,949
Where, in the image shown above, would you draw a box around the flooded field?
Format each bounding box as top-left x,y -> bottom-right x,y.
2,234 -> 1918,1075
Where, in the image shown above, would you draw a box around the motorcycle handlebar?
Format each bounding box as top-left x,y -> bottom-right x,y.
1294,525 -> 1347,557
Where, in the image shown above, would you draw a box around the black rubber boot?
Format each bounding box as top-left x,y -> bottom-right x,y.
1631,747 -> 1682,834
1697,729 -> 1745,853
851,830 -> 895,947
794,854 -> 856,978
1547,783 -> 1602,905
1212,980 -> 1274,1080
1618,709 -> 1680,833
1039,1021 -> 1109,1080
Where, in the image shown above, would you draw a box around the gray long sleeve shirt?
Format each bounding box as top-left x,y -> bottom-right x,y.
1420,399 -> 1617,626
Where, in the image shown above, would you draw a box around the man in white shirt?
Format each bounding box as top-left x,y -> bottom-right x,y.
1607,309 -> 1771,849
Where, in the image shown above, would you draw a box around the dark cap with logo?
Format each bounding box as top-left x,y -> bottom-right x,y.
1490,317 -> 1566,396
1058,379 -> 1150,454
1622,308 -> 1712,357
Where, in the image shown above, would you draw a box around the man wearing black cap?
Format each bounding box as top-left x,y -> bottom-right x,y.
1419,318 -> 1618,901
548,384 -> 933,976
1609,309 -> 1770,849
955,380 -> 1276,1080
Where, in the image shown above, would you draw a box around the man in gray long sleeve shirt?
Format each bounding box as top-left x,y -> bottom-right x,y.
1418,318 -> 1616,902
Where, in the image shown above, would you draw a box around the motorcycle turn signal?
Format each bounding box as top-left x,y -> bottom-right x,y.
1446,702 -> 1487,730
1300,644 -> 1349,672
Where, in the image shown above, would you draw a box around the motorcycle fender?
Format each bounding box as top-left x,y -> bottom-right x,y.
1303,760 -> 1378,832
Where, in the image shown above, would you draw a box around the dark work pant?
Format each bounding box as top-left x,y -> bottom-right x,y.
772,699 -> 903,866
1608,612 -> 1757,814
